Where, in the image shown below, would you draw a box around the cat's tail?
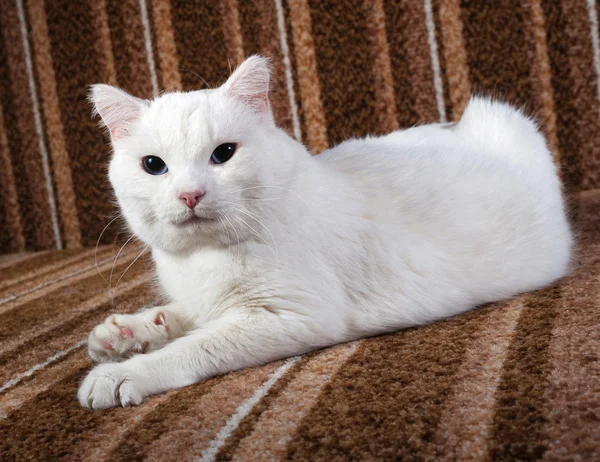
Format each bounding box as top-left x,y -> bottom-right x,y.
453,96 -> 553,167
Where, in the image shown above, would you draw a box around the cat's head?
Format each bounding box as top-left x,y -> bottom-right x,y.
91,56 -> 303,254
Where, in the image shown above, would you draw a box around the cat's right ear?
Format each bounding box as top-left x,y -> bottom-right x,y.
89,84 -> 147,140
221,55 -> 272,115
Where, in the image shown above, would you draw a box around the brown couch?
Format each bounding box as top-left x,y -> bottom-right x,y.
1,1 -> 599,460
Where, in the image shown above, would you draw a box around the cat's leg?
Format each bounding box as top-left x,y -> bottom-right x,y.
87,303 -> 189,363
78,309 -> 312,409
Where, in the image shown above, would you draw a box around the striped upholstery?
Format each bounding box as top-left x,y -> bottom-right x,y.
1,1 -> 600,460
1,0 -> 600,253
0,190 -> 598,459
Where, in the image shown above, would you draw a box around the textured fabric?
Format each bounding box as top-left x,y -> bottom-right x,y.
1,0 -> 600,253
0,190 -> 598,460
1,1 -> 600,460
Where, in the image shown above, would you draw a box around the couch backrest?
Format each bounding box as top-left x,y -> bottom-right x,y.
0,0 -> 598,253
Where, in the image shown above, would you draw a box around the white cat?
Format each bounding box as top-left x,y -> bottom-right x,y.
78,56 -> 572,409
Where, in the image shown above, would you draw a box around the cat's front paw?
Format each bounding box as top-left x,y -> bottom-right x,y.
87,312 -> 169,362
78,363 -> 143,409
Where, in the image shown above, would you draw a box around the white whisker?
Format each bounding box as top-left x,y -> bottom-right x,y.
232,214 -> 267,246
109,234 -> 137,307
114,243 -> 150,289
112,216 -> 163,293
216,213 -> 233,260
222,212 -> 241,261
228,185 -> 309,208
180,67 -> 212,89
95,215 -> 121,284
228,205 -> 279,268
236,197 -> 286,202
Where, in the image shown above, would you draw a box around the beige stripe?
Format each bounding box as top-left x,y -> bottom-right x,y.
575,187 -> 600,201
561,0 -> 600,191
151,0 -> 181,91
0,245 -> 141,314
434,300 -> 525,460
424,0 -> 447,122
0,274 -> 155,418
438,0 -> 471,120
0,271 -> 151,356
118,0 -> 153,96
542,246 -> 600,458
142,363 -> 282,461
139,0 -> 159,95
0,339 -> 87,394
274,0 -> 302,141
230,341 -> 360,461
91,0 -> 118,85
81,393 -> 173,461
16,0 -> 62,249
587,0 -> 600,111
221,0 -> 245,66
201,357 -> 301,462
27,0 -> 82,249
0,276 -> 154,388
0,349 -> 89,419
0,101 -> 25,252
0,246 -> 109,291
0,252 -> 33,270
288,0 -> 328,153
0,0 -> 56,250
365,0 -> 398,133
523,0 -> 560,161
403,0 -> 441,123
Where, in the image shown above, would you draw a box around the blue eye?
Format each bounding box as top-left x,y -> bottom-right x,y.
210,143 -> 237,164
142,156 -> 168,175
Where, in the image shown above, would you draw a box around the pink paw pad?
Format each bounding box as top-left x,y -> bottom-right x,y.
101,339 -> 113,350
120,326 -> 134,338
154,313 -> 169,332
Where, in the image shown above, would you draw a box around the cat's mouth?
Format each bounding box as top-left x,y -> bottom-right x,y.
175,214 -> 218,227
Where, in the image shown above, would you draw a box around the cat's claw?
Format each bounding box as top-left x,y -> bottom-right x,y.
87,312 -> 168,363
78,363 -> 143,409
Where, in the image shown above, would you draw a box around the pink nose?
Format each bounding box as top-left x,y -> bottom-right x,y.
178,189 -> 205,208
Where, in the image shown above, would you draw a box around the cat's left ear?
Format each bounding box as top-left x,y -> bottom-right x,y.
221,55 -> 271,114
89,84 -> 148,140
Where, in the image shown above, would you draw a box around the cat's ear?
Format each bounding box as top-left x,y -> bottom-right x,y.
221,55 -> 271,114
89,84 -> 148,140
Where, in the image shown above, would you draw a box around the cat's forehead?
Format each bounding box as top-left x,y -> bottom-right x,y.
148,90 -> 215,122
140,90 -> 225,149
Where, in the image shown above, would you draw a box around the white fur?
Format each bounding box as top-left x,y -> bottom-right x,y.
90,85 -> 148,140
79,56 -> 572,408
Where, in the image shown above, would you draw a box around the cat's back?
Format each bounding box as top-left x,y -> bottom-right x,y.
315,123 -> 459,185
314,122 -> 489,210
312,99 -> 572,308
315,98 -> 563,217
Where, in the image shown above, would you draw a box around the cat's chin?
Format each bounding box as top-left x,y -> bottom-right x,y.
176,215 -> 218,227
156,215 -> 225,250
150,229 -> 221,254
167,208 -> 221,230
